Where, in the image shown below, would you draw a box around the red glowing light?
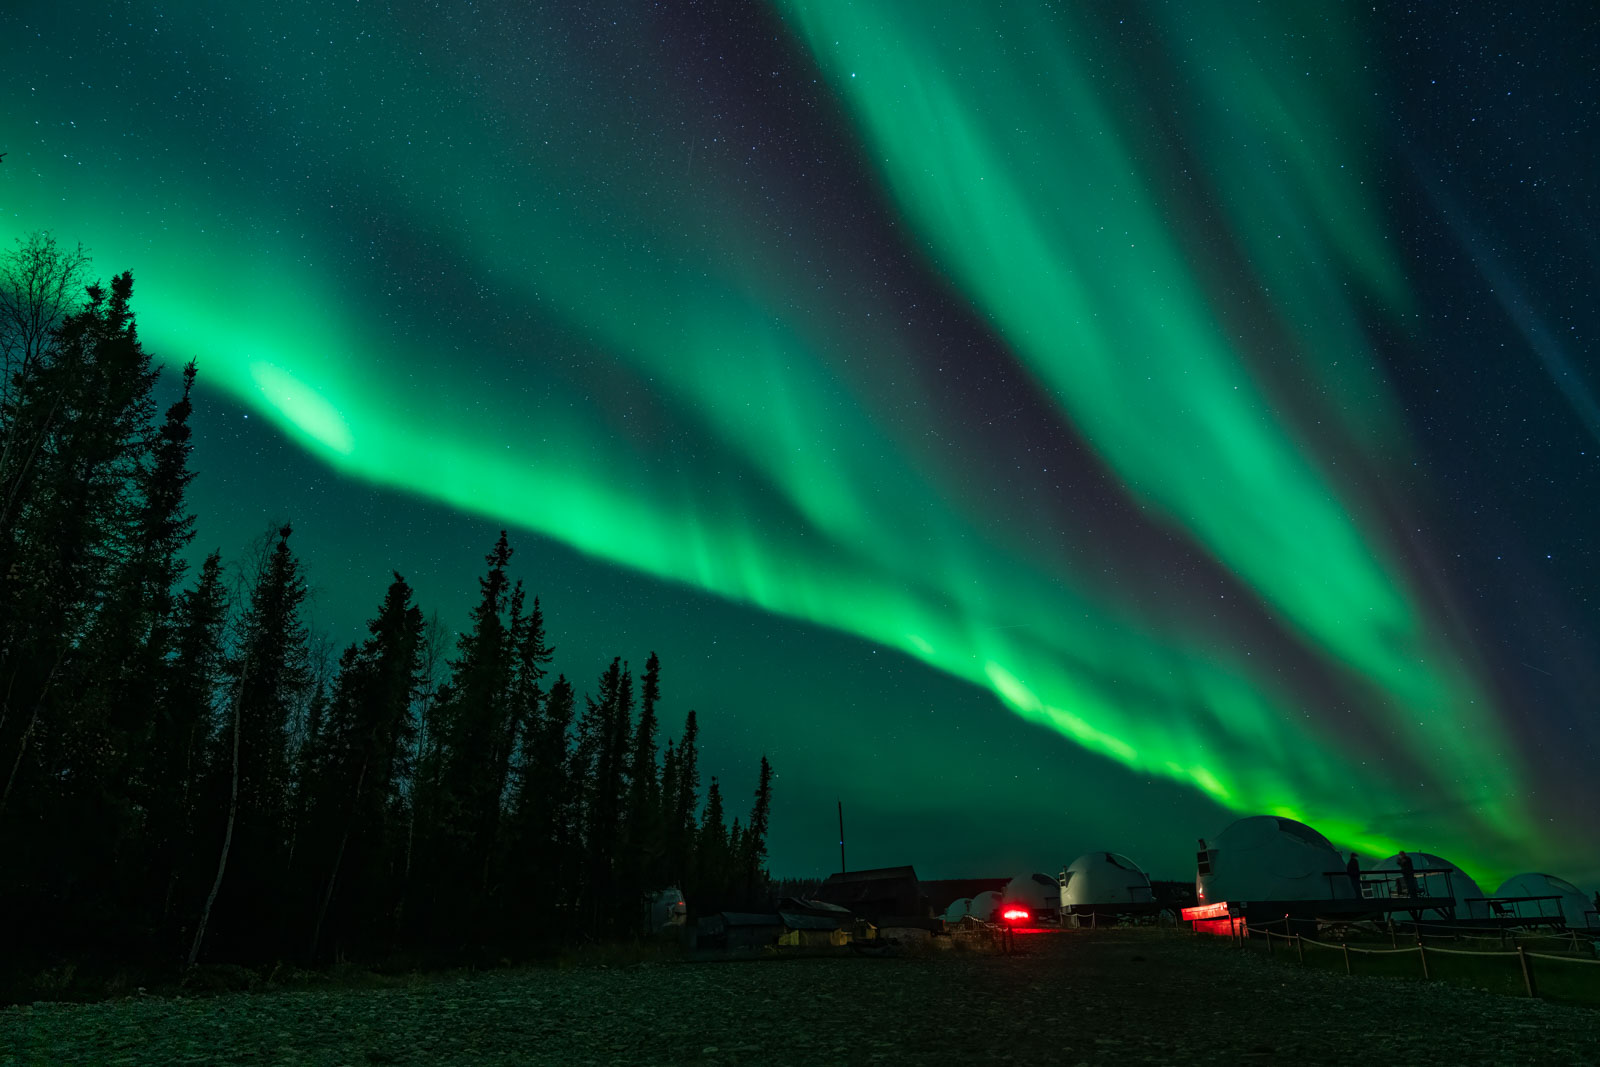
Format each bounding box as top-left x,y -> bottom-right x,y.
1002,908 -> 1030,922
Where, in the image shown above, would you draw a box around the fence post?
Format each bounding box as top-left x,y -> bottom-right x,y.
1389,920 -> 1397,948
1295,933 -> 1304,965
1267,930 -> 1274,957
1517,944 -> 1538,998
1417,938 -> 1430,980
1342,943 -> 1351,975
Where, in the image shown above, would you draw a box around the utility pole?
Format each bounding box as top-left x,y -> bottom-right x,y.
838,800 -> 846,874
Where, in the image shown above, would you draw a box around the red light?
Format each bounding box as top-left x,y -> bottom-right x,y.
1002,908 -> 1030,922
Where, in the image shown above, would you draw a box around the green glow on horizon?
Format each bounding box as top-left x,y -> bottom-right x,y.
0,0 -> 1565,883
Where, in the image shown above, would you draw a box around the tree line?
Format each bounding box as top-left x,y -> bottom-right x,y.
0,232 -> 773,977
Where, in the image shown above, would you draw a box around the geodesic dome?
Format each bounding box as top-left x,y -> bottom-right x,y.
1372,853 -> 1486,920
1061,852 -> 1155,909
942,897 -> 973,923
1197,815 -> 1354,905
968,890 -> 1004,923
1494,873 -> 1597,929
1002,872 -> 1061,914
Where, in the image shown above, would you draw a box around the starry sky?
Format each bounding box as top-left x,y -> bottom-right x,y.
3,1 -> 1596,888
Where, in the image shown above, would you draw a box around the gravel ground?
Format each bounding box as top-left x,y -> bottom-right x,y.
3,931 -> 1598,1065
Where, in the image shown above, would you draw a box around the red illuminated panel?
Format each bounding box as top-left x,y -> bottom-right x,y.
1002,908 -> 1030,922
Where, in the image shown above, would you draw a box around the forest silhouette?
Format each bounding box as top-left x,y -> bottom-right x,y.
0,233 -> 773,994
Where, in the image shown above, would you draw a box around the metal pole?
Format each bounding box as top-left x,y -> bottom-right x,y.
1417,938 -> 1430,980
1518,944 -> 1538,998
837,800 -> 846,874
1342,943 -> 1351,974
1295,933 -> 1304,965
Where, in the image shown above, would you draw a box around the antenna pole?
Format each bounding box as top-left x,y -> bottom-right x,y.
838,800 -> 846,874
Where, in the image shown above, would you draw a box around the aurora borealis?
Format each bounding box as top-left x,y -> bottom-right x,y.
2,1 -> 1596,885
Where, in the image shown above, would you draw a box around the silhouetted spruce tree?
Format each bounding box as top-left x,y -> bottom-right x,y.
657,738 -> 679,885
421,532 -> 517,952
691,776 -> 728,912
146,550 -> 227,941
0,269 -> 165,956
287,675 -> 332,880
664,710 -> 699,888
622,652 -> 662,892
194,523 -> 310,964
572,657 -> 634,933
504,669 -> 574,951
740,756 -> 773,905
303,574 -> 424,962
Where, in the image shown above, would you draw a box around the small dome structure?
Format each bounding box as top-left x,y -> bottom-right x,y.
968,890 -> 1004,923
1003,873 -> 1060,909
1001,872 -> 1062,921
942,897 -> 973,923
1061,852 -> 1155,910
1494,873 -> 1597,930
1372,853 -> 1486,920
1197,815 -> 1354,905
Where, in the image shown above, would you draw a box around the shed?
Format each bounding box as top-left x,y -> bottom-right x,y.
815,866 -> 929,921
696,912 -> 784,949
777,908 -> 852,947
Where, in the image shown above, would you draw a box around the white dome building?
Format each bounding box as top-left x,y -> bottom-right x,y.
1060,852 -> 1156,912
968,890 -> 1004,923
942,897 -> 973,923
1494,873 -> 1597,930
1197,815 -> 1354,906
1002,872 -> 1062,922
1372,853 -> 1487,921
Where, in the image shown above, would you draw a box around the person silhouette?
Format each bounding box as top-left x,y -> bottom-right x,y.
1346,852 -> 1362,898
1396,850 -> 1418,898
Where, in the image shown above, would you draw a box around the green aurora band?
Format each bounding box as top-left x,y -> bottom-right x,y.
0,0 -> 1560,880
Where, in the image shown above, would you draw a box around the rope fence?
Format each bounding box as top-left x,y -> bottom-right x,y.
1240,922 -> 1600,1004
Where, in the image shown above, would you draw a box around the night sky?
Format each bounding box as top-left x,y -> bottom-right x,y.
3,1 -> 1596,888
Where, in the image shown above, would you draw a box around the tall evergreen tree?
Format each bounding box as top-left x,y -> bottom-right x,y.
741,756 -> 774,904
419,532 -> 518,950
0,268 -> 167,956
504,669 -> 573,949
665,710 -> 700,887
622,653 -> 661,877
146,550 -> 227,936
692,776 -> 728,912
304,574 -> 424,961
194,523 -> 311,963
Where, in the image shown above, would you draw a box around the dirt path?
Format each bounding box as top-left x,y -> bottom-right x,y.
4,932 -> 1597,1065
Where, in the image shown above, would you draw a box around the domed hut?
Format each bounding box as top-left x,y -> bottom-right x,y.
1197,815 -> 1355,909
1060,852 -> 1156,916
1493,873 -> 1597,930
1001,872 -> 1062,923
1372,852 -> 1486,921
967,890 -> 1004,923
942,897 -> 973,923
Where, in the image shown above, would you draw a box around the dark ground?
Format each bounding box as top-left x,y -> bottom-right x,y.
3,930 -> 1598,1065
